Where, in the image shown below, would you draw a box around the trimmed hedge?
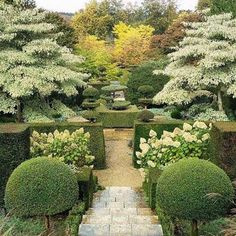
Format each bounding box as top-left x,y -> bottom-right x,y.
76,167 -> 94,210
208,122 -> 236,179
30,122 -> 106,169
96,105 -> 139,128
143,168 -> 162,209
0,124 -> 30,206
5,157 -> 78,217
133,120 -> 183,167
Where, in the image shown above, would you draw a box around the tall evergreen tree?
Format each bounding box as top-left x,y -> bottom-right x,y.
0,2 -> 87,122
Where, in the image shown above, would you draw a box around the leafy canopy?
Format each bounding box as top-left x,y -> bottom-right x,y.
0,2 -> 87,116
153,13 -> 236,112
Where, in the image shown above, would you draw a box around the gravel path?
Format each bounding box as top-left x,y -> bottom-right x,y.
93,129 -> 143,188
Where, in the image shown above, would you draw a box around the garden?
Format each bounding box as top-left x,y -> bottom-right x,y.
0,0 -> 236,235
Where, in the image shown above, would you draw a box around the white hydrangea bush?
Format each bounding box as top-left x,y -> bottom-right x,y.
136,121 -> 211,170
153,13 -> 236,113
30,128 -> 95,168
0,2 -> 88,120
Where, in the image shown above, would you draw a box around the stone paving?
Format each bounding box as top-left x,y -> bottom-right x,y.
79,187 -> 163,236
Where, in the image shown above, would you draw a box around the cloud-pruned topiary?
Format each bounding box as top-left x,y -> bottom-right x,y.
137,110 -> 154,122
5,157 -> 78,218
138,85 -> 154,98
83,87 -> 99,100
157,158 -> 234,236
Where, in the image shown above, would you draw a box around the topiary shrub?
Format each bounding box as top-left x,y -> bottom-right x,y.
157,158 -> 234,236
112,101 -> 131,110
137,110 -> 155,122
127,60 -> 169,104
5,157 -> 78,227
82,87 -> 99,101
81,101 -> 99,110
170,109 -> 182,119
138,85 -> 154,98
82,110 -> 98,123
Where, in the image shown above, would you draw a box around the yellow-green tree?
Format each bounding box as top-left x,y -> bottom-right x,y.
113,22 -> 154,67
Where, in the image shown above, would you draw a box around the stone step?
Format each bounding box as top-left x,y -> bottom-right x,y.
86,207 -> 155,216
82,214 -> 159,224
79,224 -> 163,236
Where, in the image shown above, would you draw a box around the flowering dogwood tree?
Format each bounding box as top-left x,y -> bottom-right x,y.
0,1 -> 88,121
153,13 -> 236,112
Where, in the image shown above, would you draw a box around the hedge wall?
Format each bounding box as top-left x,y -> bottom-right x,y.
30,122 -> 106,169
208,122 -> 236,179
0,124 -> 30,206
96,105 -> 139,128
133,120 -> 183,168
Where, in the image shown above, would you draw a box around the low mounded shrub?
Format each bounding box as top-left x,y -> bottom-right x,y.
112,101 -> 131,110
82,87 -> 99,99
137,110 -> 154,122
157,158 -> 234,235
138,85 -> 154,98
5,157 -> 78,217
82,101 -> 99,109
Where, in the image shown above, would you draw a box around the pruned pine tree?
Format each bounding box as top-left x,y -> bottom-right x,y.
153,13 -> 236,112
0,2 -> 88,122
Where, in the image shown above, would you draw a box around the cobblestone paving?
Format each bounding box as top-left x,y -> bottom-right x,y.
79,187 -> 163,236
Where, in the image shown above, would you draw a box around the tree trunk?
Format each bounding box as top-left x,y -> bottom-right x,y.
191,219 -> 199,236
217,90 -> 224,112
45,215 -> 50,230
16,99 -> 22,123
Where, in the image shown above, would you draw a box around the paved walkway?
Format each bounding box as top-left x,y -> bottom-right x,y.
79,187 -> 163,236
79,129 -> 163,236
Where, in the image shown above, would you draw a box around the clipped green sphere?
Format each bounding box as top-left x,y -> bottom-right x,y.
83,87 -> 99,98
157,158 -> 234,221
137,110 -> 154,122
138,85 -> 154,97
5,157 -> 78,217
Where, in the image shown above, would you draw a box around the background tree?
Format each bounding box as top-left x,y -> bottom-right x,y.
0,2 -> 87,122
151,12 -> 202,54
197,0 -> 212,10
142,0 -> 178,34
113,22 -> 154,67
153,13 -> 236,113
45,12 -> 75,48
1,0 -> 36,8
210,0 -> 236,17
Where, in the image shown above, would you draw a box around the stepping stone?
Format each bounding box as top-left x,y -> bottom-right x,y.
131,224 -> 163,236
110,224 -> 132,235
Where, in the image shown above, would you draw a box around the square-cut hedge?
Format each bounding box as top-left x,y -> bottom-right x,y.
0,124 -> 30,206
133,120 -> 184,168
96,105 -> 139,128
208,122 -> 236,179
30,122 -> 106,169
76,167 -> 94,210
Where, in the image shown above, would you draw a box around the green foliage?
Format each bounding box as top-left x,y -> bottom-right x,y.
0,2 -> 87,119
127,60 -> 169,104
5,157 -> 78,217
83,87 -> 99,99
0,212 -> 44,236
96,104 -> 139,128
45,11 -> 75,48
30,129 -> 94,168
195,108 -> 229,121
138,85 -> 154,98
197,0 -> 212,10
23,98 -> 77,123
101,84 -> 128,93
81,110 -> 98,123
211,0 -> 236,16
65,202 -> 86,236
0,124 -> 30,206
112,101 -> 131,110
137,110 -> 154,122
137,121 -> 211,169
82,101 -> 100,110
157,158 -> 234,221
76,167 -> 94,209
170,109 -> 182,119
30,122 -> 106,169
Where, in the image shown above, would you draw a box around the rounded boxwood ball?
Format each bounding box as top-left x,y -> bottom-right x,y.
157,158 -> 234,221
83,87 -> 99,98
5,157 -> 78,217
137,110 -> 154,122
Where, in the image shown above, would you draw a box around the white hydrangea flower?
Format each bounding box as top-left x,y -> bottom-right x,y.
182,132 -> 197,142
162,137 -> 174,146
183,123 -> 192,131
202,133 -> 210,141
147,160 -> 156,168
193,121 -> 208,129
149,130 -> 157,138
140,138 -> 147,144
136,151 -> 142,159
140,143 -> 150,155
